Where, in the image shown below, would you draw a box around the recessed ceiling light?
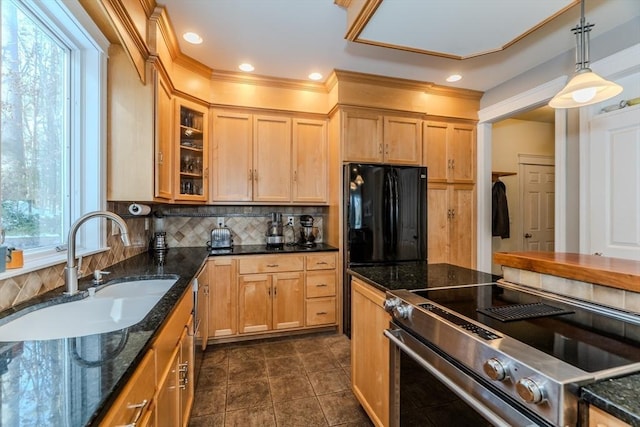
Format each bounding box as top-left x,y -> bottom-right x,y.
239,63 -> 255,72
183,32 -> 203,45
446,74 -> 462,83
308,72 -> 323,81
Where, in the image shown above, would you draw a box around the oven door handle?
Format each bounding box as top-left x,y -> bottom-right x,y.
384,328 -> 514,427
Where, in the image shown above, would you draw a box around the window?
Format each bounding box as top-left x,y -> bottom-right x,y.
0,0 -> 108,273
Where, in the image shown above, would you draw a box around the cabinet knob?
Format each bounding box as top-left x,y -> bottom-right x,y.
248,169 -> 253,181
379,144 -> 383,154
254,169 -> 258,181
524,233 -> 532,238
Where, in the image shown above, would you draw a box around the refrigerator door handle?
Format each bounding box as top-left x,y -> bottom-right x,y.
385,172 -> 393,254
392,170 -> 399,252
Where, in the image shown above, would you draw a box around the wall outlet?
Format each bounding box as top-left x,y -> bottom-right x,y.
217,217 -> 225,227
287,216 -> 295,226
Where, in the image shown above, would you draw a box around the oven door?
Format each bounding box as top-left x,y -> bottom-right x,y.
385,323 -> 548,427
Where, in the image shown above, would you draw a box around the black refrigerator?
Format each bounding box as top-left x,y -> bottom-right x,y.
343,163 -> 427,335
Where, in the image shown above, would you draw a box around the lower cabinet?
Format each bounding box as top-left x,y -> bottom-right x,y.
207,252 -> 338,341
351,277 -> 390,427
237,271 -> 305,333
100,285 -> 195,427
589,406 -> 631,427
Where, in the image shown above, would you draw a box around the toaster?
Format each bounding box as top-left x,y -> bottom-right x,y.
208,226 -> 233,249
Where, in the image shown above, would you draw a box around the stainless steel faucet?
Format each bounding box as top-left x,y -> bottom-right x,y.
65,210 -> 131,295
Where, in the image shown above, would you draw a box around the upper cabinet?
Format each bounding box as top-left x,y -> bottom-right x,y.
342,109 -> 422,165
212,109 -> 328,204
423,121 -> 476,183
175,99 -> 209,202
292,118 -> 328,203
154,69 -> 173,200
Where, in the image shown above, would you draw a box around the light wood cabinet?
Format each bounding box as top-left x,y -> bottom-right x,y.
195,264 -> 209,349
253,115 -> 292,202
305,253 -> 337,327
427,183 -> 476,268
292,118 -> 328,203
175,99 -> 208,202
351,277 -> 390,427
212,110 -> 328,204
208,258 -> 237,338
589,405 -> 631,427
342,109 -> 422,165
238,271 -> 304,333
101,286 -> 194,427
99,349 -> 155,427
423,120 -> 476,183
155,69 -> 174,200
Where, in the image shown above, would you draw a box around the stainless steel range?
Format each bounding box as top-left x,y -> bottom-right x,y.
384,281 -> 640,427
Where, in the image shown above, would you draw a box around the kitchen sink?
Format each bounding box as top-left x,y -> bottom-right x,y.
0,278 -> 177,341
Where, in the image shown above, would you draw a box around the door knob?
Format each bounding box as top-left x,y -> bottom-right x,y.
524,233 -> 532,238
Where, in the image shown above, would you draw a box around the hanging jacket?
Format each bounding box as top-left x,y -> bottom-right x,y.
492,180 -> 510,238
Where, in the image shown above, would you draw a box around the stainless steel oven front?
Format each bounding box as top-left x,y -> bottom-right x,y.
385,323 -> 547,427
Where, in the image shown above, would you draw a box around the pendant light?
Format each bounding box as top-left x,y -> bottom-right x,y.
549,0 -> 622,109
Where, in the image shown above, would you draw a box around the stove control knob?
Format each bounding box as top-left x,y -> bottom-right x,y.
483,358 -> 509,381
383,297 -> 400,313
516,377 -> 545,404
393,304 -> 412,320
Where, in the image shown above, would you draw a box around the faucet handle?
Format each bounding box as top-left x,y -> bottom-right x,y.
93,269 -> 110,284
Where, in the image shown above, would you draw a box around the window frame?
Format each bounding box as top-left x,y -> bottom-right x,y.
0,0 -> 110,278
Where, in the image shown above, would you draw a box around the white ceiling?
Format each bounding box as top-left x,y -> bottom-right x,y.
160,0 -> 639,92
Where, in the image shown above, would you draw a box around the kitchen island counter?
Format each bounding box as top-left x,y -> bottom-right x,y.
582,373 -> 640,426
348,262 -> 499,292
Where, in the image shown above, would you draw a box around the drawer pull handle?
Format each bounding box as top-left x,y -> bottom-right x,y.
316,311 -> 328,315
121,399 -> 148,427
316,283 -> 328,287
266,264 -> 279,268
316,261 -> 328,265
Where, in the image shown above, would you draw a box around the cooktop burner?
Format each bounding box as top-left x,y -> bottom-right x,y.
411,284 -> 640,373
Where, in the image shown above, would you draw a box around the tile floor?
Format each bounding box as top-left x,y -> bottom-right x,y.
188,332 -> 373,427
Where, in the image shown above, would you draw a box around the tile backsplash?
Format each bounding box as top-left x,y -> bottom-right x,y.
0,202 -> 329,312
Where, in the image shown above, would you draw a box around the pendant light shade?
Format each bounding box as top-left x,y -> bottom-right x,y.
549,0 -> 623,109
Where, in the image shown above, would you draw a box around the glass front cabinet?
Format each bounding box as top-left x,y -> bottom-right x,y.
176,100 -> 208,202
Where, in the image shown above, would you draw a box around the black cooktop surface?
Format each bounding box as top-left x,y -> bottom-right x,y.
412,284 -> 640,373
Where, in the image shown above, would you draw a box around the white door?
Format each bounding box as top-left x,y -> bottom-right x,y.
521,164 -> 555,251
589,107 -> 640,260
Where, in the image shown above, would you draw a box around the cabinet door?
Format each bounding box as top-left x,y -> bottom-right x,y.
253,115 -> 292,202
212,111 -> 253,201
209,258 -> 237,338
292,118 -> 328,203
383,116 -> 422,165
342,110 -> 383,162
155,70 -> 174,200
351,278 -> 390,427
423,121 -> 449,182
272,272 -> 304,330
195,265 -> 209,350
238,274 -> 272,334
589,405 -> 631,427
156,346 -> 180,427
449,184 -> 476,268
449,123 -> 476,183
179,320 -> 194,427
175,100 -> 208,202
427,183 -> 450,264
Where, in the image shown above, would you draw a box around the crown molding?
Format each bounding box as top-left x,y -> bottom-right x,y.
209,70 -> 329,93
344,0 -> 381,41
333,69 -> 483,100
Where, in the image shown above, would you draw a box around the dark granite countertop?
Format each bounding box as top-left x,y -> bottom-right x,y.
582,373 -> 640,426
348,262 -> 500,292
207,242 -> 338,256
0,244 -> 337,426
0,247 -> 207,427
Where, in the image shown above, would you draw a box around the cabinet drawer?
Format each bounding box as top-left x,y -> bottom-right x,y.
239,255 -> 304,274
99,349 -> 155,426
306,271 -> 336,298
306,253 -> 336,270
306,297 -> 336,326
155,288 -> 193,380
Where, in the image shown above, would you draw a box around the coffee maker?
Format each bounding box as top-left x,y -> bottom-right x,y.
266,212 -> 284,248
297,215 -> 316,247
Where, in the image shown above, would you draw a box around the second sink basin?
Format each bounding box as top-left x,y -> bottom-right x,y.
0,278 -> 178,341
